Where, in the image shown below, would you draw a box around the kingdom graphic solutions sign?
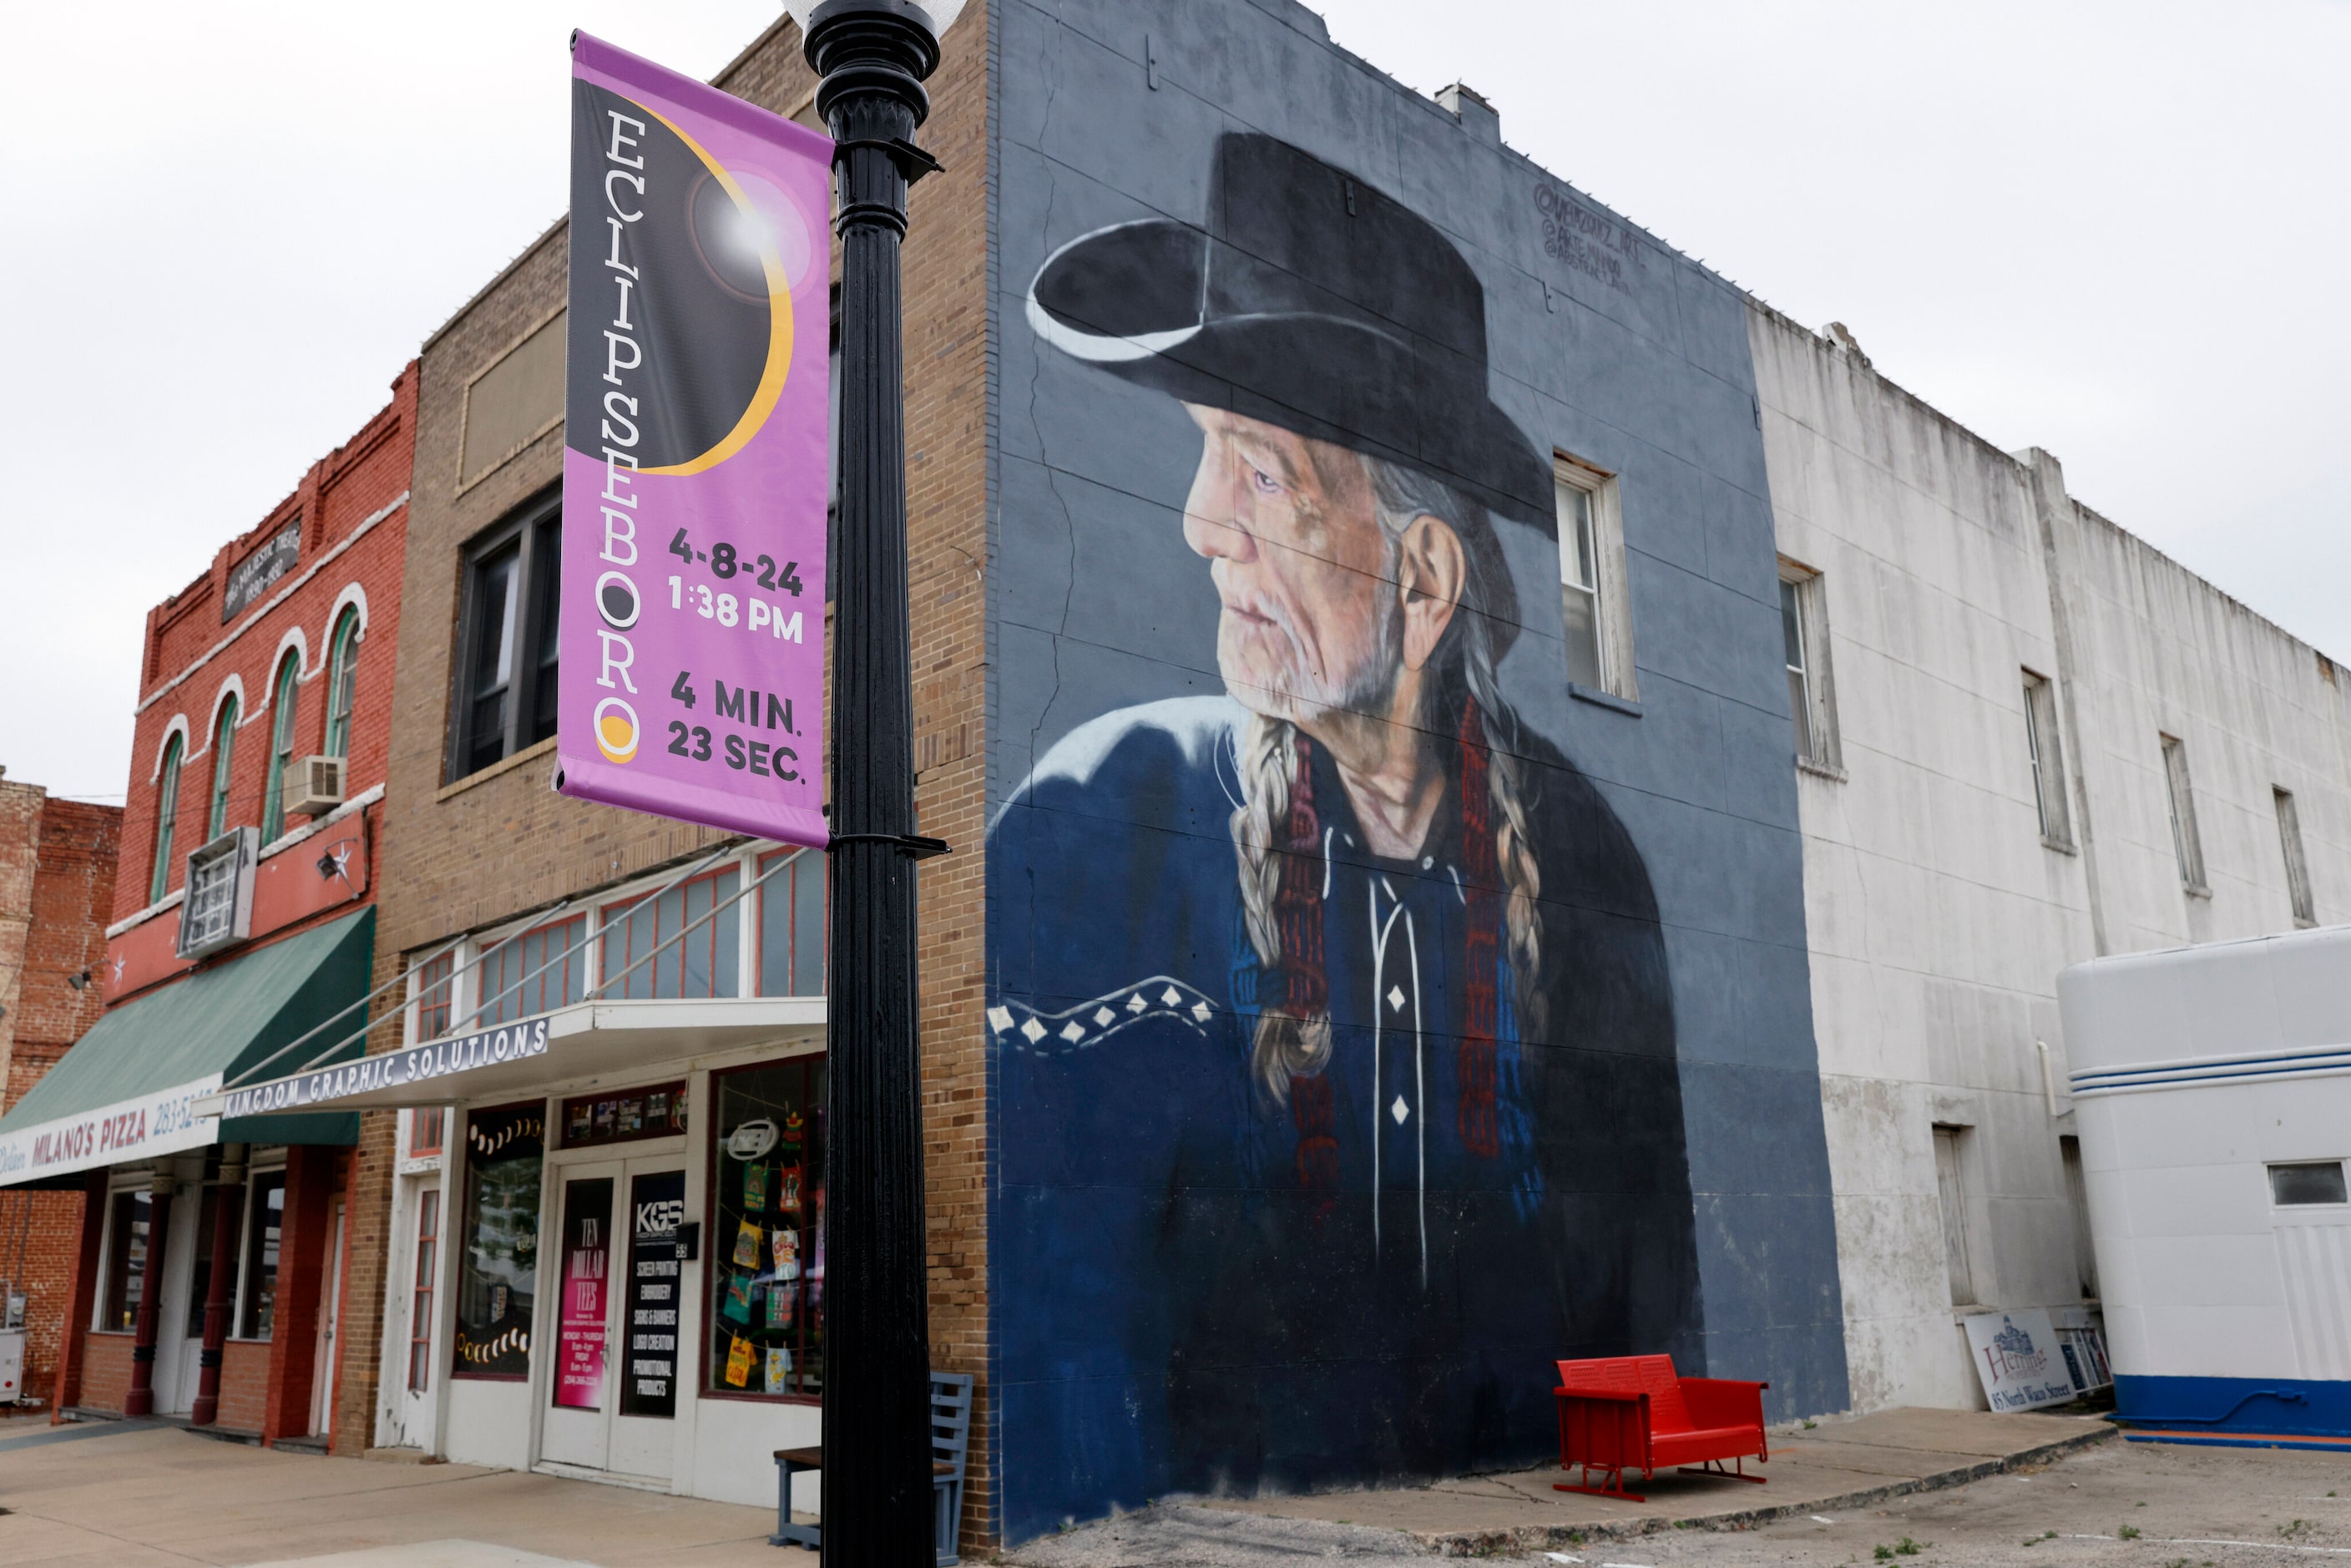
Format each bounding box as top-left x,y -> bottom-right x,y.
555,33 -> 832,851
0,1076 -> 221,1186
205,1017 -> 553,1120
1962,1308 -> 2080,1413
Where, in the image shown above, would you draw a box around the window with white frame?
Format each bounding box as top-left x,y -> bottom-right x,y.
2160,733 -> 2207,894
757,849 -> 828,997
475,913 -> 589,1027
2276,787 -> 2317,927
2022,670 -> 2072,848
600,864 -> 742,1000
1554,457 -> 1635,700
1778,562 -> 1839,771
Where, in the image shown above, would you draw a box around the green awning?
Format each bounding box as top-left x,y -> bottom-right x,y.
0,909 -> 372,1183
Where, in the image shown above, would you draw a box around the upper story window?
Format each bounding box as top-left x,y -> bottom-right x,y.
450,492 -> 561,781
757,849 -> 828,997
207,694 -> 240,839
1554,457 -> 1634,700
1778,561 -> 1841,773
150,733 -> 184,905
415,949 -> 456,1041
2160,732 -> 2207,895
2276,786 -> 2317,928
477,914 -> 589,1027
601,866 -> 741,1000
261,652 -> 302,842
324,607 -> 362,760
2022,670 -> 2072,849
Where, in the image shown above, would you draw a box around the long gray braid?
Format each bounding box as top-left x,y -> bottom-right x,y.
1231,454 -> 1546,1105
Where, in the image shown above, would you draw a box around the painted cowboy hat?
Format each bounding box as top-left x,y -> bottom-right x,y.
1026,132 -> 1553,534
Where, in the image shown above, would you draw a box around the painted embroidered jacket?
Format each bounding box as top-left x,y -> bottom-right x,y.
990,695 -> 1700,1501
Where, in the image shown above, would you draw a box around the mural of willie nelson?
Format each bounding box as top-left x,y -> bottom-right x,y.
990,134 -> 1701,1505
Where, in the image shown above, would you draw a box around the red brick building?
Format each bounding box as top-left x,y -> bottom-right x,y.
0,367 -> 417,1445
0,775 -> 119,1409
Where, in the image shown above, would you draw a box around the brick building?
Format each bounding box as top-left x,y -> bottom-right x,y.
0,367 -> 417,1445
0,774 -> 120,1408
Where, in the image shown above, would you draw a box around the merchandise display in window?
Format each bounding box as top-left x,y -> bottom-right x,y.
559,1080 -> 688,1149
707,1059 -> 824,1398
455,1105 -> 544,1377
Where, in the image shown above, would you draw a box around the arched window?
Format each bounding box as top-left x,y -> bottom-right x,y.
324,607 -> 361,760
261,653 -> 302,840
207,693 -> 240,840
149,734 -> 184,905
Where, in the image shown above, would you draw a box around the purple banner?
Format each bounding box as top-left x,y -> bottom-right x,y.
558,33 -> 831,849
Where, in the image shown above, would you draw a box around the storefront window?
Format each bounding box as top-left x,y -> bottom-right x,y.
99,1190 -> 150,1332
408,1188 -> 439,1393
756,850 -> 827,996
706,1057 -> 824,1399
237,1171 -> 286,1338
601,867 -> 741,1000
454,1105 -> 544,1378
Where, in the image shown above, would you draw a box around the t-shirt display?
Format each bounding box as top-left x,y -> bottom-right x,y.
707,1057 -> 825,1398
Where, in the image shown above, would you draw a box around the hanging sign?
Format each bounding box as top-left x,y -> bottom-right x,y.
558,32 -> 832,849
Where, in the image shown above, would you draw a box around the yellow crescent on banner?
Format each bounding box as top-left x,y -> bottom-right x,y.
629,96 -> 796,478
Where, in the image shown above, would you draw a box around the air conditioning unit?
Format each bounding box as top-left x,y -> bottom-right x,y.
289,755 -> 346,817
178,827 -> 258,959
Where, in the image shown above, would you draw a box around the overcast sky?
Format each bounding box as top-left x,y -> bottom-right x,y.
7,0 -> 2346,802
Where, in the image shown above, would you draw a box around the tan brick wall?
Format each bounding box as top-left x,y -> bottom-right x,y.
340,13 -> 993,1527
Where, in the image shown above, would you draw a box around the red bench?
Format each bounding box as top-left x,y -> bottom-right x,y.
1552,1354 -> 1769,1501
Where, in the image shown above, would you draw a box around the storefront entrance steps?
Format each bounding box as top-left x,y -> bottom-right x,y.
0,1424 -> 790,1564
1007,1405 -> 2116,1563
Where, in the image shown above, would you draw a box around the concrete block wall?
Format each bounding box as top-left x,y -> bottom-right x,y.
1751,299 -> 2351,1415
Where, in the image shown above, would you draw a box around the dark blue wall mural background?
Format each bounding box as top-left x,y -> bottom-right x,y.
983,0 -> 1848,1539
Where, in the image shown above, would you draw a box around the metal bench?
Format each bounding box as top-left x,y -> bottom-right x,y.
771,1370 -> 976,1564
1551,1353 -> 1769,1502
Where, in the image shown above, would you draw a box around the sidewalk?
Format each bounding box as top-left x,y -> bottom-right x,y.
0,1426 -> 791,1567
1208,1405 -> 2114,1555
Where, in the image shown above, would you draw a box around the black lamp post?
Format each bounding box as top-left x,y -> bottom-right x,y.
782,0 -> 958,1560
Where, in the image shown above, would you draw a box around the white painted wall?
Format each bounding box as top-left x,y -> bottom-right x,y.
1749,301 -> 2351,1414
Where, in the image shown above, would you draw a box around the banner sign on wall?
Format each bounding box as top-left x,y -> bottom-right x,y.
1962,1309 -> 2081,1412
558,33 -> 832,849
0,1075 -> 221,1186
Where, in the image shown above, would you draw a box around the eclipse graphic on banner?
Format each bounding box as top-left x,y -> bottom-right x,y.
558,32 -> 832,850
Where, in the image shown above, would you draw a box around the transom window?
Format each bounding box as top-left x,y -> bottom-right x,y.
476,914 -> 589,1027
601,867 -> 741,1000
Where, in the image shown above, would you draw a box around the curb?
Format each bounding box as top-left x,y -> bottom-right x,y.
1413,1424 -> 2119,1558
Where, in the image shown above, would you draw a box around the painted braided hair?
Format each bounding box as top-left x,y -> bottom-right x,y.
1231,453 -> 1545,1108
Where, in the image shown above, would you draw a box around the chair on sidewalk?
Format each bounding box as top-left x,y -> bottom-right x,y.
1551,1354 -> 1769,1503
771,1369 -> 977,1564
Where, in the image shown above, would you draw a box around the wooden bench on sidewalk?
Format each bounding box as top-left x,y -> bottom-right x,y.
771,1371 -> 976,1563
1552,1354 -> 1769,1502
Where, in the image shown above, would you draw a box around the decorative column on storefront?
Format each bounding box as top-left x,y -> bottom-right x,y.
122,1166 -> 176,1417
190,1144 -> 247,1427
786,0 -> 960,1560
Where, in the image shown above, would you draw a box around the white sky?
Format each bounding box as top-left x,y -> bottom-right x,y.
6,0 -> 2346,802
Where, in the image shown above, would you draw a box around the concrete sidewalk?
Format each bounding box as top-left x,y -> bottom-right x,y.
1212,1404 -> 2114,1555
0,1426 -> 792,1567
1054,1406 -> 2115,1560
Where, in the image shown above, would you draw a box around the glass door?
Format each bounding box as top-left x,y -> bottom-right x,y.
539,1167 -> 618,1469
607,1160 -> 687,1479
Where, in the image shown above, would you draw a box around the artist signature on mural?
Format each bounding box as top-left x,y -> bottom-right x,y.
1533,183 -> 1643,294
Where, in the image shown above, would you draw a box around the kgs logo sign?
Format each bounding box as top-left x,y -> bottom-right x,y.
636,1197 -> 684,1238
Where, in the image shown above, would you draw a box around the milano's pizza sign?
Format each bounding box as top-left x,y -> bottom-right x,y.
0,1076 -> 221,1186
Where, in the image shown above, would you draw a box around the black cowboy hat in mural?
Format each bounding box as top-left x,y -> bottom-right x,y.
1027,132 -> 1554,535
